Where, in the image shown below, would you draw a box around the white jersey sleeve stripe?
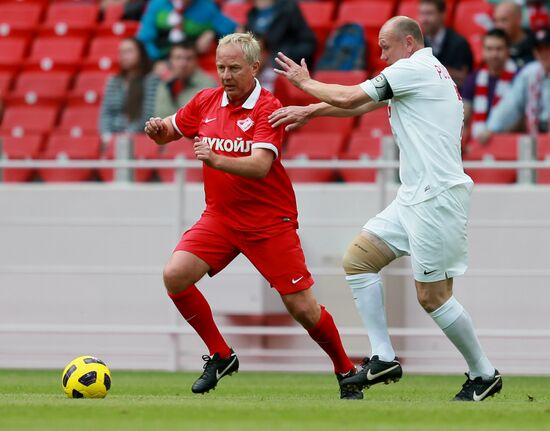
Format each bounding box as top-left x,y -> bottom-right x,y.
171,114 -> 183,136
252,143 -> 279,159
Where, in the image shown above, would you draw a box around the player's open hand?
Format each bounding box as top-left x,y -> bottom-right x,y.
268,106 -> 311,132
144,117 -> 168,142
193,136 -> 217,167
274,52 -> 310,89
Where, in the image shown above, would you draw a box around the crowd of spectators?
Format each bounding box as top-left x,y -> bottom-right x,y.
96,0 -> 549,147
2,0 -> 550,182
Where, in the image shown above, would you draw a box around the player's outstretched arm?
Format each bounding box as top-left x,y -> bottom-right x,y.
193,137 -> 274,179
268,101 -> 387,131
144,116 -> 179,145
274,52 -> 372,109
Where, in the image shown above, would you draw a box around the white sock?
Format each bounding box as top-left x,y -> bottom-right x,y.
429,296 -> 495,380
346,273 -> 395,362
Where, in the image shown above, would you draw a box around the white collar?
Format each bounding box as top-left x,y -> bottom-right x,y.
221,78 -> 262,109
411,47 -> 433,58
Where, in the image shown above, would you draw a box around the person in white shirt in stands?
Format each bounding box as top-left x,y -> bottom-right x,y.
269,16 -> 502,402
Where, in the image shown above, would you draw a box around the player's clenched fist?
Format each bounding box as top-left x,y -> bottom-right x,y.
144,117 -> 168,142
193,136 -> 218,168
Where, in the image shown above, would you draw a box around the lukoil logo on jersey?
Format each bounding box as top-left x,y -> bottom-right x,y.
202,136 -> 253,153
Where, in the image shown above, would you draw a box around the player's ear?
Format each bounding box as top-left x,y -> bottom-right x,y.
251,61 -> 260,77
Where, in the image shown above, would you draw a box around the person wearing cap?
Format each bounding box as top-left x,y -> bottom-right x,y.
478,26 -> 550,143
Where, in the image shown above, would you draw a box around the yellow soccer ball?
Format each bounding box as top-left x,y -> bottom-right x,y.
62,356 -> 112,398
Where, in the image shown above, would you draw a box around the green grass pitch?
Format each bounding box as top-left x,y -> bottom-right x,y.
0,370 -> 549,431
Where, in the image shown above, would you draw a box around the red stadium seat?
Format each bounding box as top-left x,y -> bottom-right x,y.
284,132 -> 346,182
339,132 -> 381,182
1,105 -> 59,135
0,38 -> 28,72
102,2 -> 124,23
357,106 -> 392,138
468,34 -> 484,69
95,20 -> 139,38
82,37 -> 120,72
273,74 -> 317,107
158,137 -> 203,183
536,134 -> 550,184
68,71 -> 111,105
99,134 -> 160,182
454,1 -> 494,38
40,3 -> 99,37
221,2 -> 252,26
397,0 -> 419,21
0,2 -> 43,37
25,37 -> 86,72
39,132 -> 101,182
6,71 -> 71,106
463,134 -> 519,183
1,134 -> 44,182
0,72 -> 13,97
314,70 -> 367,86
336,2 -> 395,33
57,105 -> 100,136
299,1 -> 336,60
298,116 -> 356,141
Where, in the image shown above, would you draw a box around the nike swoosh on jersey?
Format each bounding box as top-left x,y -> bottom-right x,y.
215,355 -> 237,380
205,118 -> 217,123
366,364 -> 400,381
473,376 -> 501,401
291,276 -> 304,284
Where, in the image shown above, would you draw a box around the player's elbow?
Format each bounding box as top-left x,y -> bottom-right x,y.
253,166 -> 270,179
334,94 -> 363,110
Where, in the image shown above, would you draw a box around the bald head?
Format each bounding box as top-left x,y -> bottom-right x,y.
494,1 -> 523,41
382,16 -> 425,45
378,16 -> 425,65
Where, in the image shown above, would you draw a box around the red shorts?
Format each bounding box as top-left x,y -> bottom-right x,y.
174,214 -> 314,295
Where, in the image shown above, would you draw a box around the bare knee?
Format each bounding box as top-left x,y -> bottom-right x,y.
163,263 -> 193,295
162,251 -> 210,295
415,279 -> 453,313
281,290 -> 321,329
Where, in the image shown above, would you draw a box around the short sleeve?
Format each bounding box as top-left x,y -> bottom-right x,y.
379,59 -> 420,98
251,100 -> 284,159
172,91 -> 203,137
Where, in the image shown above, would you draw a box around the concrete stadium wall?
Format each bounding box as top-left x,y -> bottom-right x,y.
0,183 -> 549,375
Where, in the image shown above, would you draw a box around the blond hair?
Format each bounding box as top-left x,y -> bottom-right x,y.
217,32 -> 261,65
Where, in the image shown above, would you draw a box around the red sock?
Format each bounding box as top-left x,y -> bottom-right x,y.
307,305 -> 355,374
169,285 -> 231,358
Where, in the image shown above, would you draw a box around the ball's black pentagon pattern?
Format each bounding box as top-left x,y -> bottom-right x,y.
78,371 -> 97,386
104,373 -> 111,390
72,389 -> 84,398
63,364 -> 77,388
83,357 -> 106,366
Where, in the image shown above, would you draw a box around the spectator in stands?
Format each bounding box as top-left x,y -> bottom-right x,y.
462,29 -> 517,142
154,41 -> 217,119
245,0 -> 316,92
478,26 -> 550,144
99,38 -> 159,144
418,0 -> 474,91
136,0 -> 238,62
493,1 -> 535,68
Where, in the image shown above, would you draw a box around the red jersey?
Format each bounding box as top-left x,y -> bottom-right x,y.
172,79 -> 298,237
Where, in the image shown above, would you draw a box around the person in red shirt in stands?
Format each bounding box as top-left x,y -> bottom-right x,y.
144,32 -> 361,400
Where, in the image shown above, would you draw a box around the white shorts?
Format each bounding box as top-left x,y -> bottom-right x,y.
363,183 -> 473,282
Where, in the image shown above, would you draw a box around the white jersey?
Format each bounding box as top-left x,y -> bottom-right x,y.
360,48 -> 472,206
